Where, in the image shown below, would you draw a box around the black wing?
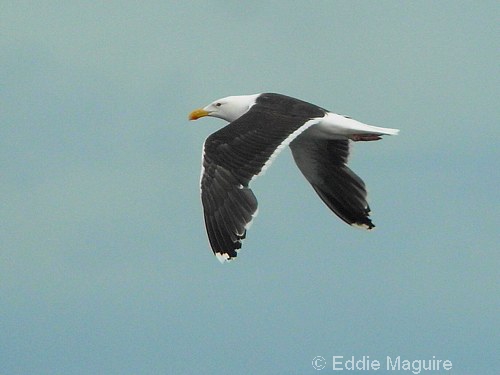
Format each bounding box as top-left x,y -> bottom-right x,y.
290,137 -> 374,229
200,108 -> 320,261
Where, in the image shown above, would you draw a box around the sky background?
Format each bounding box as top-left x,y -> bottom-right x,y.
1,1 -> 499,374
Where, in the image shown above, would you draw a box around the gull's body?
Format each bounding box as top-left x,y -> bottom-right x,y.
189,93 -> 399,262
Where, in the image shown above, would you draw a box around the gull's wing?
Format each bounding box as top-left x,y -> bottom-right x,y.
200,109 -> 321,261
290,137 -> 374,229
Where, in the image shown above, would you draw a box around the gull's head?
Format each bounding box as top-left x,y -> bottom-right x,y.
189,94 -> 260,123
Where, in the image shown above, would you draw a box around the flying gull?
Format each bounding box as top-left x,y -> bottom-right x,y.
189,93 -> 399,262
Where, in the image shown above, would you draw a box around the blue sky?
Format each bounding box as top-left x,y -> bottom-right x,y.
1,1 -> 498,374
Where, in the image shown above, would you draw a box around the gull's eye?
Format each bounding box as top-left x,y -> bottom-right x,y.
215,102 -> 222,107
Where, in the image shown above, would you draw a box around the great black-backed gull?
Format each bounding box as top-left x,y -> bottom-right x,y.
189,93 -> 399,262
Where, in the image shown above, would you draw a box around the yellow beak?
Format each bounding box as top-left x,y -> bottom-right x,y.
189,108 -> 210,120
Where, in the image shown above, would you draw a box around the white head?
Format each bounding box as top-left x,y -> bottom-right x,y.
189,94 -> 260,123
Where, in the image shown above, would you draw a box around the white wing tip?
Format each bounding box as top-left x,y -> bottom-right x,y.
351,223 -> 376,231
215,252 -> 231,263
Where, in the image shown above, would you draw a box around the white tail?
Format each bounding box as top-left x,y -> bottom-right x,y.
319,112 -> 400,137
